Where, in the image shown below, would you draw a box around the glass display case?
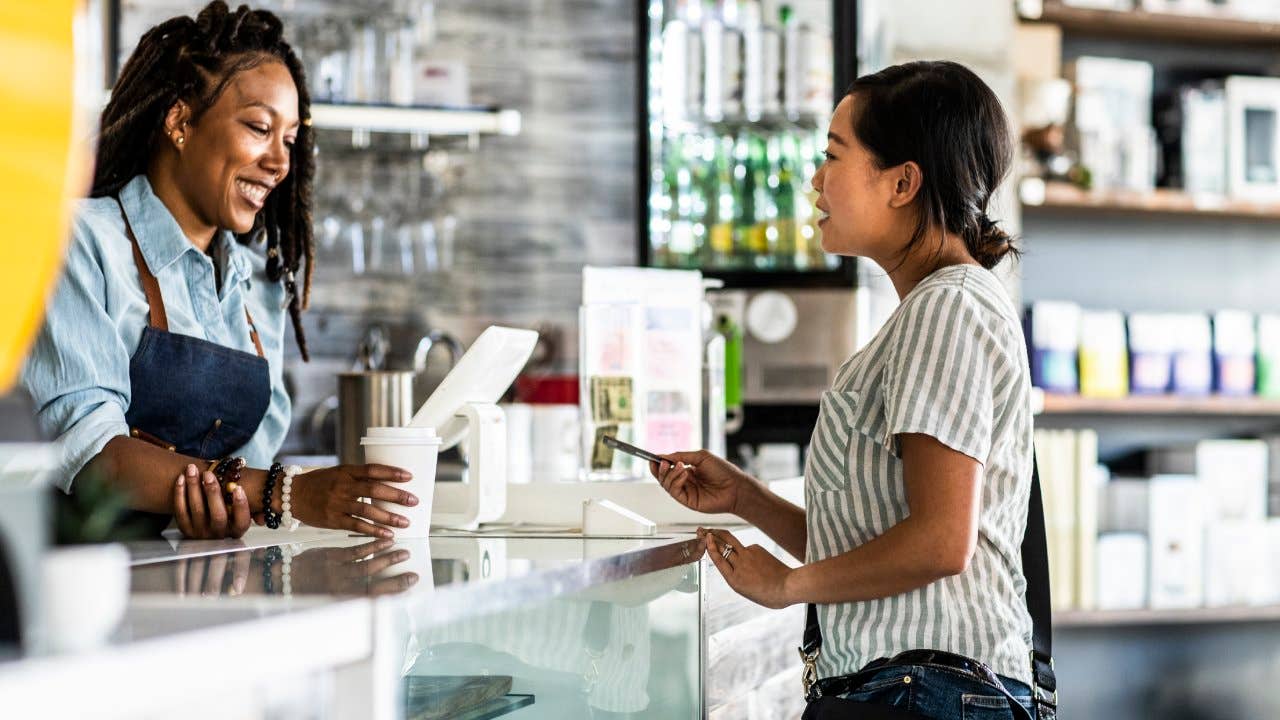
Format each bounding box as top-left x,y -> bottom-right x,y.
127,533 -> 703,720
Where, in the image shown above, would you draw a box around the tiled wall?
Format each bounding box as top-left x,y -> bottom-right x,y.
299,0 -> 641,369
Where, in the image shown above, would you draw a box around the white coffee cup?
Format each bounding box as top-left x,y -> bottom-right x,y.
501,402 -> 534,485
42,543 -> 130,652
361,426 -> 441,538
530,404 -> 581,482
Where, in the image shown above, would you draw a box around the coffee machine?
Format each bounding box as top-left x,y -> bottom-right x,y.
708,260 -> 898,454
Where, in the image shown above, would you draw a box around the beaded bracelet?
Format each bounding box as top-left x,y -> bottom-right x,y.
260,544 -> 300,597
279,464 -> 302,532
281,543 -> 295,596
263,462 -> 283,529
261,545 -> 282,594
213,456 -> 245,504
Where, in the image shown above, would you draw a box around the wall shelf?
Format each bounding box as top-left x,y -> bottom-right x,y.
1038,393 -> 1280,417
1021,181 -> 1280,221
1019,1 -> 1280,45
309,103 -> 522,136
1058,605 -> 1280,627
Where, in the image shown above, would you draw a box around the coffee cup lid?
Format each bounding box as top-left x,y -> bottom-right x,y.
362,426 -> 440,443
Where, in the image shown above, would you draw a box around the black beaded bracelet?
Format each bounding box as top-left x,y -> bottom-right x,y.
262,545 -> 282,594
263,462 -> 283,530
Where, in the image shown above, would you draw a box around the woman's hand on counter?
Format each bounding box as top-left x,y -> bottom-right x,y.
700,528 -> 795,610
291,464 -> 418,538
173,464 -> 252,539
649,450 -> 756,516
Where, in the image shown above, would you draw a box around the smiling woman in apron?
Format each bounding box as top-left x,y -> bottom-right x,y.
22,2 -> 418,540
653,61 -> 1047,720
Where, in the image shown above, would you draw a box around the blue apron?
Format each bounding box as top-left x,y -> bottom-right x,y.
115,198 -> 272,534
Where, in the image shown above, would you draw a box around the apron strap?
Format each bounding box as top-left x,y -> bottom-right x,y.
116,197 -> 169,332
245,308 -> 266,359
115,196 -> 265,360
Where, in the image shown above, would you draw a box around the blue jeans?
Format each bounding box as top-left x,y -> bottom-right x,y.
837,663 -> 1035,719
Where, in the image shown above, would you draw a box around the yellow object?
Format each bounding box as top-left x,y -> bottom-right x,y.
0,2 -> 86,392
1078,348 -> 1129,399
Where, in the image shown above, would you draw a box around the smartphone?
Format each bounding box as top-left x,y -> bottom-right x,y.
601,435 -> 665,464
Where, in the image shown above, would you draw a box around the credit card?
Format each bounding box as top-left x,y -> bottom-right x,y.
601,435 -> 665,464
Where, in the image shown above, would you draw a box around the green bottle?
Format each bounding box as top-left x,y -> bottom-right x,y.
731,126 -> 756,268
770,128 -> 801,270
748,128 -> 778,270
717,313 -> 744,412
664,131 -> 704,267
706,132 -> 738,268
650,135 -> 674,268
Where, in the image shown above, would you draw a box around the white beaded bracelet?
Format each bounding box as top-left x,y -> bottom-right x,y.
280,542 -> 301,597
279,464 -> 302,532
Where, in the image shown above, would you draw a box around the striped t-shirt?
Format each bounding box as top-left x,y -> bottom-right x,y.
804,264 -> 1035,686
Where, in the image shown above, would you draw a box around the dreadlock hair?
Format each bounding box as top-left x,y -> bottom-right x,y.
92,1 -> 315,361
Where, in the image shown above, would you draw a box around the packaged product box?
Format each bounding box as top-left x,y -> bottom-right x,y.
1148,474 -> 1204,609
1213,310 -> 1257,396
1258,314 -> 1280,398
1096,532 -> 1148,610
1025,301 -> 1081,394
1204,521 -> 1269,607
1079,310 -> 1129,398
1128,313 -> 1174,395
1170,313 -> 1213,395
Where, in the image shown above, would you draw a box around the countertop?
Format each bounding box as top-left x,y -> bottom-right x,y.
0,527 -> 708,719
127,527 -> 706,626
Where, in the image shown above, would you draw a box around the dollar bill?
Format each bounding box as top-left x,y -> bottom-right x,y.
590,376 -> 634,423
590,424 -> 619,470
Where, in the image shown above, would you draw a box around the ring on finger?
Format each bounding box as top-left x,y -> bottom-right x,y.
720,543 -> 734,560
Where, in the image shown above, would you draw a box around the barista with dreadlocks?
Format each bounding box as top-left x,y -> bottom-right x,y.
22,2 -> 420,540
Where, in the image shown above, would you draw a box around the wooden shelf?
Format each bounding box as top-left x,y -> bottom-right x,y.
1021,181 -> 1280,221
1039,393 -> 1280,417
1058,605 -> 1280,627
1020,1 -> 1280,45
309,103 -> 521,136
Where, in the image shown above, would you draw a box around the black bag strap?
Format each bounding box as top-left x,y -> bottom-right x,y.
1021,455 -> 1057,718
801,455 -> 1057,720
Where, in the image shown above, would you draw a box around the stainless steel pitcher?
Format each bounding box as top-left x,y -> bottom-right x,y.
336,371 -> 415,465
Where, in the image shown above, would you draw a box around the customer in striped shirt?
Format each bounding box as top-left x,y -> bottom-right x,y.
652,60 -> 1037,719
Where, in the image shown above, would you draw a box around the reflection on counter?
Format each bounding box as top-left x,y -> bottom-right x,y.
407,562 -> 699,719
131,539 -> 422,599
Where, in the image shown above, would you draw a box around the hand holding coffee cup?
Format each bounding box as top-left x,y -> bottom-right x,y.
289,461 -> 421,539
360,426 -> 441,537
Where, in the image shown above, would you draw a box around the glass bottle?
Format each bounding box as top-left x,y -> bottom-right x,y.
730,126 -> 755,269
769,127 -> 800,270
650,135 -> 675,268
705,130 -> 738,268
748,127 -> 778,270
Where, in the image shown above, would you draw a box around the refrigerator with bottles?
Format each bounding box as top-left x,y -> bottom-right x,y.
637,0 -> 874,456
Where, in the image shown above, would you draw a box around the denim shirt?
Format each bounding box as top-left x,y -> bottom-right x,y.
21,174 -> 291,491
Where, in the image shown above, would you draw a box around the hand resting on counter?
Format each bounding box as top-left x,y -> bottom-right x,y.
169,461 -> 419,540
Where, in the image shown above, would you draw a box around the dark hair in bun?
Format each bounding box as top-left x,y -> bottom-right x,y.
847,60 -> 1018,270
